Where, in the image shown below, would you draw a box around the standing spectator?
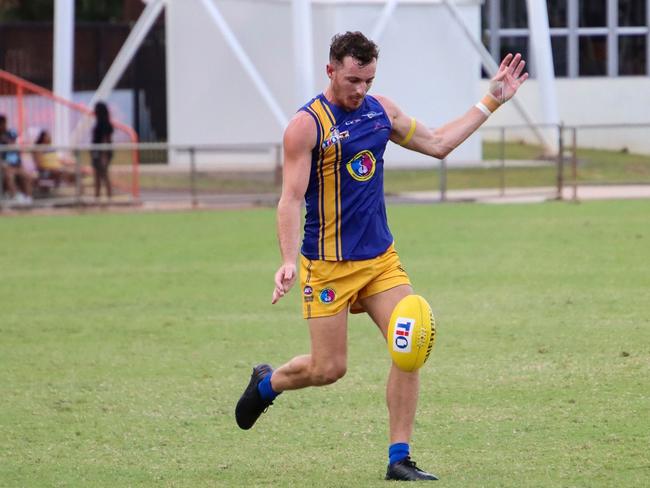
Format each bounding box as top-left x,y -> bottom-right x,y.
0,114 -> 33,204
91,102 -> 114,199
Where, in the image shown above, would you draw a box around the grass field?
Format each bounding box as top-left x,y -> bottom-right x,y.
1,201 -> 649,487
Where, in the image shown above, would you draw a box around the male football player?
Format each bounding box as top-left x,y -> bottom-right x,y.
236,31 -> 527,481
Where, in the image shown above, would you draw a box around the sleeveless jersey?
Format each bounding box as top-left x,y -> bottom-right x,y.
299,94 -> 393,261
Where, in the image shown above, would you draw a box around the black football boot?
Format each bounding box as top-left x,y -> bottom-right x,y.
385,456 -> 439,481
235,364 -> 274,430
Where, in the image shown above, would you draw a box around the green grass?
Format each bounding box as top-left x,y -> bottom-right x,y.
137,171 -> 280,194
483,141 -> 650,185
384,142 -> 650,193
1,201 -> 649,487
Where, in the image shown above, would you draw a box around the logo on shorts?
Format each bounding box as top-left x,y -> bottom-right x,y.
303,285 -> 314,302
319,287 -> 336,304
346,150 -> 376,182
392,317 -> 414,353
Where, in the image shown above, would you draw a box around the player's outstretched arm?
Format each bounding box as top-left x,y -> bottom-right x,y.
378,53 -> 528,160
272,111 -> 315,304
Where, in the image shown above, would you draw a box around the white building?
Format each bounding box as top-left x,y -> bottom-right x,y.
165,0 -> 483,167
480,0 -> 650,153
75,0 -> 650,162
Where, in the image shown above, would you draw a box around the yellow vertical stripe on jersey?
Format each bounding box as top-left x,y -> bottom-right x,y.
310,99 -> 340,260
305,105 -> 326,259
321,102 -> 343,260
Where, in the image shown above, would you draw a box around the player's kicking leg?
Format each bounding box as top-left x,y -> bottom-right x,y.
235,308 -> 348,430
360,284 -> 439,481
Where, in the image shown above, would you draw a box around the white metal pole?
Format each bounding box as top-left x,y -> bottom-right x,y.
606,0 -> 617,76
488,0 -> 500,59
647,0 -> 650,76
53,0 -> 75,148
441,0 -> 549,150
526,0 -> 560,152
292,0 -> 315,104
199,0 -> 289,129
88,0 -> 165,108
371,0 -> 400,43
568,0 -> 578,78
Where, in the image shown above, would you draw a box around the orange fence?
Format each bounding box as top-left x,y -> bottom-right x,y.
0,69 -> 140,198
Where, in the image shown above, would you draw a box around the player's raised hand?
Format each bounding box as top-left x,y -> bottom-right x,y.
271,263 -> 297,304
489,53 -> 529,104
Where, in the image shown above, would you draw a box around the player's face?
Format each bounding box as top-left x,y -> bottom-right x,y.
327,56 -> 376,111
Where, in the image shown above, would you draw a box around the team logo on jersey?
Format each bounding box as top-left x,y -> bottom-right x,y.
322,126 -> 349,150
319,287 -> 336,304
346,150 -> 376,182
362,111 -> 383,119
374,121 -> 391,133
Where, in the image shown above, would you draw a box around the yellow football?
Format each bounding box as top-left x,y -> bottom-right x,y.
387,295 -> 436,372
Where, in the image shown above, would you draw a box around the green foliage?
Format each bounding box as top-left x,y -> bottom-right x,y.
0,0 -> 122,22
74,0 -> 122,22
0,0 -> 52,21
1,201 -> 649,486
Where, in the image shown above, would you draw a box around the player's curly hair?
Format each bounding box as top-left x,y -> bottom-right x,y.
329,31 -> 379,66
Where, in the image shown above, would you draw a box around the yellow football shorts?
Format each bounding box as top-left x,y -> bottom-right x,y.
300,243 -> 411,319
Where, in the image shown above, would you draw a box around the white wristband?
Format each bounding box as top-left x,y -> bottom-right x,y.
475,102 -> 492,117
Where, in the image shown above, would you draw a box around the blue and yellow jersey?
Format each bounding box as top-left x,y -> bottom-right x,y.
299,94 -> 393,261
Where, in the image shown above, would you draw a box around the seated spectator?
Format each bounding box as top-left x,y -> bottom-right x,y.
33,130 -> 80,186
0,115 -> 33,205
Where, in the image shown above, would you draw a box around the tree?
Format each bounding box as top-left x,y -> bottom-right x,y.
0,0 -> 124,22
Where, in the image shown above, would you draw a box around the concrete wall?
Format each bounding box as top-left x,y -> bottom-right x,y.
166,0 -> 483,168
480,77 -> 650,155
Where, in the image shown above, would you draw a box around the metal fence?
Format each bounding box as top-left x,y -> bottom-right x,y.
1,122 -> 649,210
0,142 -> 282,209
479,122 -> 650,202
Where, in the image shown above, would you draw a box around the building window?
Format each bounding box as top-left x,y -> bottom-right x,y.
579,35 -> 608,75
548,0 -> 568,28
551,36 -> 569,76
619,0 -> 647,26
500,0 -> 527,28
500,37 -> 528,63
579,0 -> 607,27
619,35 -> 647,73
482,0 -> 650,78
